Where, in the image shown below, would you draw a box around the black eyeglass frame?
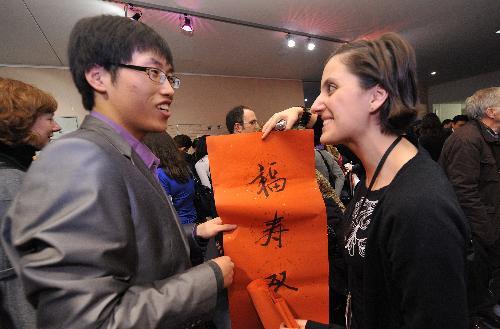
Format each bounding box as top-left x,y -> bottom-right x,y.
110,63 -> 181,89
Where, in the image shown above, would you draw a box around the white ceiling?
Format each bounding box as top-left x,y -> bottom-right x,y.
1,0 -> 499,88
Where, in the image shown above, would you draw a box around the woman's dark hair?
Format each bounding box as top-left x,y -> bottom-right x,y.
173,134 -> 192,149
420,113 -> 444,137
0,78 -> 58,146
194,135 -> 209,163
68,15 -> 173,111
332,33 -> 418,135
143,132 -> 191,183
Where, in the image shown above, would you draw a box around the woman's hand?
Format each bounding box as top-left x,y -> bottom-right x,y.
279,319 -> 308,329
196,217 -> 237,239
261,107 -> 305,139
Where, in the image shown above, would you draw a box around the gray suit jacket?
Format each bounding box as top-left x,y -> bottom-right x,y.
1,116 -> 221,329
0,152 -> 36,328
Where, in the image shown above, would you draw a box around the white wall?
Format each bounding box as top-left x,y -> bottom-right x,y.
0,66 -> 304,137
433,103 -> 463,122
428,70 -> 500,108
0,66 -> 87,123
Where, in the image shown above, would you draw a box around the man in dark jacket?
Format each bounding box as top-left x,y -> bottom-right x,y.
440,87 -> 500,328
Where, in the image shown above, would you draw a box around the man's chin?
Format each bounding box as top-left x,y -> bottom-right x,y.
152,122 -> 168,133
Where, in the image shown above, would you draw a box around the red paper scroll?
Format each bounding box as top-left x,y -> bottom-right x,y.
207,130 -> 329,329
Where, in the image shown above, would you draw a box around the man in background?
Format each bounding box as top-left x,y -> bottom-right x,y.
174,134 -> 195,166
452,114 -> 469,131
225,105 -> 260,134
440,87 -> 500,328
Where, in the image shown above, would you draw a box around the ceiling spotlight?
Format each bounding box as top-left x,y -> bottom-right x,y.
124,4 -> 142,21
306,38 -> 316,51
180,14 -> 194,33
304,98 -> 308,102
430,71 -> 437,76
287,34 -> 296,48
496,29 -> 500,34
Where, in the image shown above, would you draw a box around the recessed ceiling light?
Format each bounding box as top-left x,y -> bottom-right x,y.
430,71 -> 437,76
286,34 -> 296,48
124,4 -> 142,21
496,29 -> 500,34
180,14 -> 193,33
304,98 -> 308,102
306,38 -> 315,51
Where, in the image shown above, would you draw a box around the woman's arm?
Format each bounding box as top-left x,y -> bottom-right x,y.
261,107 -> 319,139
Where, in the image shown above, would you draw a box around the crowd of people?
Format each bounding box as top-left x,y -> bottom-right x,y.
0,14 -> 498,329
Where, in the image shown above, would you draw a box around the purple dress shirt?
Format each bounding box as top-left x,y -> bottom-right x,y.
90,111 -> 160,178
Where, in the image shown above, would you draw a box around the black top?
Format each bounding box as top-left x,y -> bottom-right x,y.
307,150 -> 469,329
0,143 -> 37,171
345,184 -> 386,329
418,131 -> 450,161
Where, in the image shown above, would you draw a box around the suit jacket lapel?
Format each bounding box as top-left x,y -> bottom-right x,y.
130,150 -> 170,203
79,115 -> 169,203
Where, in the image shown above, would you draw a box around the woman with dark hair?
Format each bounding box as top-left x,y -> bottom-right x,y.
263,33 -> 468,329
418,112 -> 450,161
143,132 -> 197,224
0,77 -> 60,329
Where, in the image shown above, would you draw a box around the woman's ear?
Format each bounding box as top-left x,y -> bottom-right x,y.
369,85 -> 389,113
84,65 -> 108,93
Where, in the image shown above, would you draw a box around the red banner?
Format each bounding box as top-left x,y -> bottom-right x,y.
207,130 -> 329,329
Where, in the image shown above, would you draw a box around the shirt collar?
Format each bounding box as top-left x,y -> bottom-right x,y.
90,111 -> 160,174
477,120 -> 499,144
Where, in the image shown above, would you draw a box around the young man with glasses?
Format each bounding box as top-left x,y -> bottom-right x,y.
1,15 -> 235,329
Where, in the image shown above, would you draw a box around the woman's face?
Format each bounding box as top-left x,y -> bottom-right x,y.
30,112 -> 61,149
311,54 -> 375,145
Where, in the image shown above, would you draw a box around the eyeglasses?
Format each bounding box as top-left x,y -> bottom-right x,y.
244,119 -> 259,126
111,63 -> 181,89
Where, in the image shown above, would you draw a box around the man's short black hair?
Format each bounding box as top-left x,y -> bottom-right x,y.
441,118 -> 452,127
225,105 -> 248,134
173,134 -> 192,149
452,114 -> 469,123
68,15 -> 173,111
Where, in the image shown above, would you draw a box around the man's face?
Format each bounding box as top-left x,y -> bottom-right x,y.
101,50 -> 175,139
30,112 -> 61,149
452,120 -> 467,131
487,106 -> 500,133
237,109 -> 260,133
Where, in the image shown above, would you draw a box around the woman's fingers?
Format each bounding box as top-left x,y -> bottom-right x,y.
261,107 -> 304,139
261,113 -> 282,139
219,224 -> 237,232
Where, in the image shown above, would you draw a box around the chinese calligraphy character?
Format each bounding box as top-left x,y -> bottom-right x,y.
265,271 -> 298,292
256,211 -> 289,248
249,162 -> 287,197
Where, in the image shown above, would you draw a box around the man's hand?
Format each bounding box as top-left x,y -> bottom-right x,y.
196,217 -> 237,239
212,256 -> 234,288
